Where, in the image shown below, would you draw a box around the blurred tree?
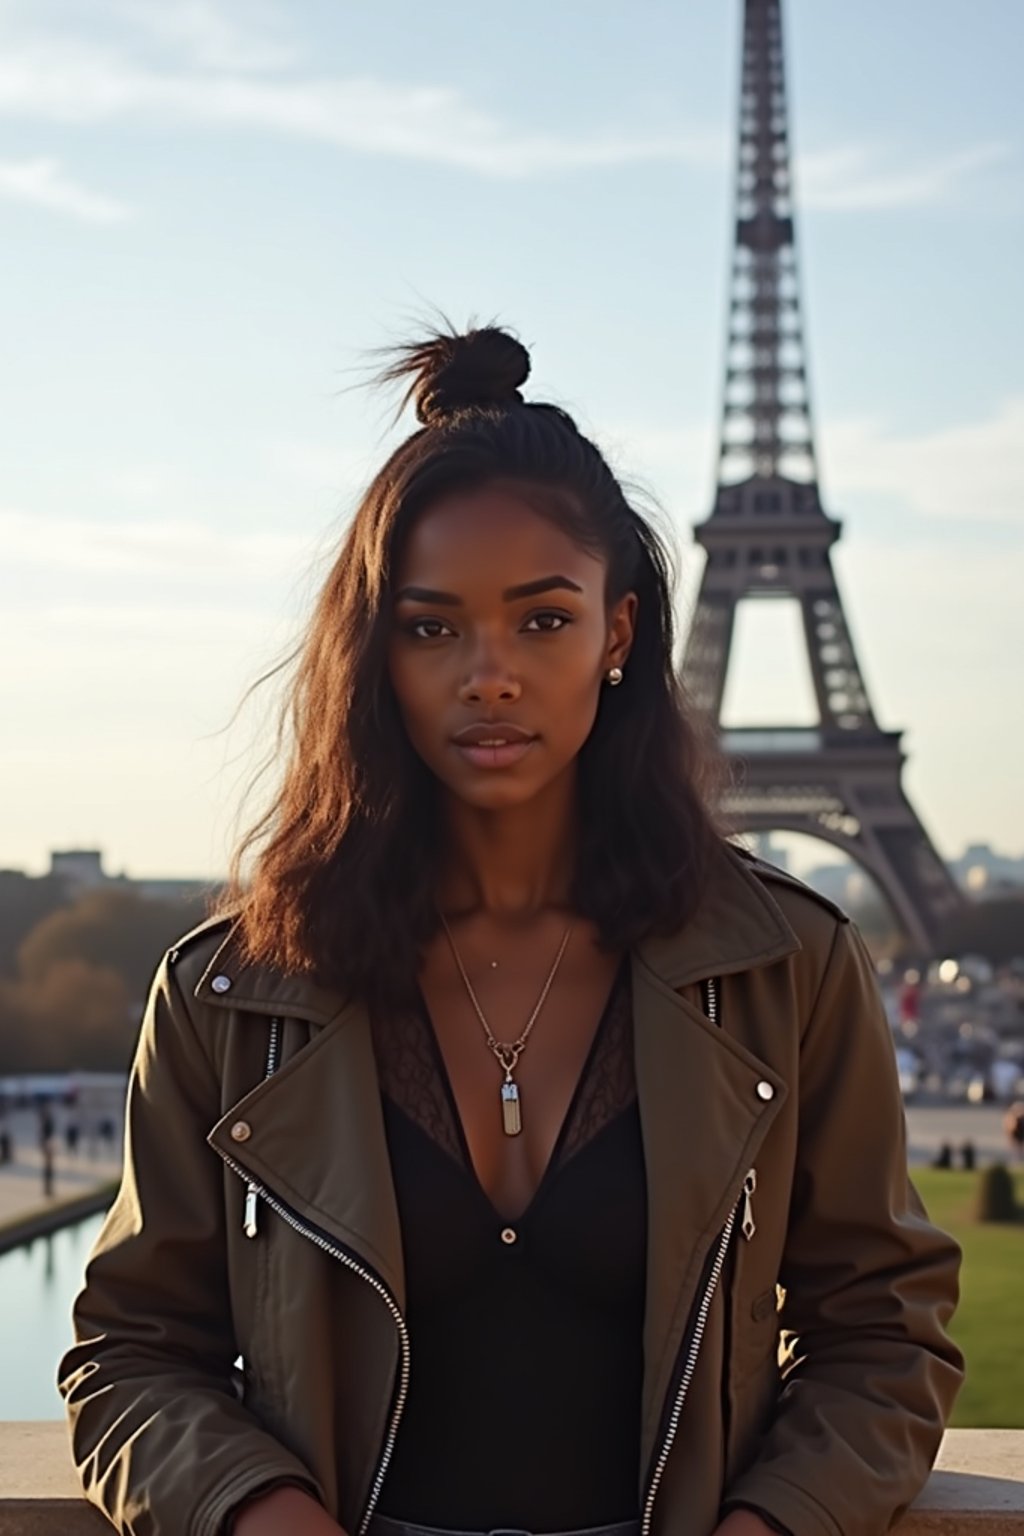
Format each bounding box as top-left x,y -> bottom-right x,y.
17,889 -> 207,1000
937,897 -> 1024,965
0,961 -> 131,1073
0,871 -> 69,978
1,888 -> 209,1073
973,1163 -> 1020,1223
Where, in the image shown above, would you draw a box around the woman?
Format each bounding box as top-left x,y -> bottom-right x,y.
60,325 -> 962,1536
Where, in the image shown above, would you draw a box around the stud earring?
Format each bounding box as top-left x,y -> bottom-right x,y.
606,667 -> 624,686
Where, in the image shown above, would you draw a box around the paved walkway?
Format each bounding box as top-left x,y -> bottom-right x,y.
0,1098 -> 1016,1229
904,1101 -> 1021,1168
0,1107 -> 122,1228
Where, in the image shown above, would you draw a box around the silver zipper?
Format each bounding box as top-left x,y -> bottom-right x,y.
220,1148 -> 411,1536
640,1200 -> 739,1536
639,975 -> 758,1536
266,1016 -> 282,1076
244,1018 -> 283,1239
740,1168 -> 757,1242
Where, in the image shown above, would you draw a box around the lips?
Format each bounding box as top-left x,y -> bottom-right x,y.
453,722 -> 536,747
451,722 -> 537,771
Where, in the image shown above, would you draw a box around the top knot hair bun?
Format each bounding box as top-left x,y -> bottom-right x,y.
380,324 -> 531,427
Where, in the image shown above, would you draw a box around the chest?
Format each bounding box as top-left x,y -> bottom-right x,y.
416,940 -> 626,1221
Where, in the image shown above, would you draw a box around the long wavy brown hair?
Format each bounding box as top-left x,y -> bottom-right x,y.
220,324 -> 722,1014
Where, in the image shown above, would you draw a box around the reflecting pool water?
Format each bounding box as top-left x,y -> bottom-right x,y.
1,1213 -> 105,1419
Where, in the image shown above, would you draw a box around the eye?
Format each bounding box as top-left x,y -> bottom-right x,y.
405,618 -> 454,640
523,611 -> 572,633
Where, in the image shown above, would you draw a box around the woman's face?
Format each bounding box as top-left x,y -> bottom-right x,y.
387,483 -> 636,812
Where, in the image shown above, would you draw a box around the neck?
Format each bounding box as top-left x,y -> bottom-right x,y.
438,770 -> 578,920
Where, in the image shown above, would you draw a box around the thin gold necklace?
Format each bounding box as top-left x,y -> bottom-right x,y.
439,914 -> 575,1137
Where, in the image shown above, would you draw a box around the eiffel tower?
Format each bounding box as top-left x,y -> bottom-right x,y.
682,0 -> 963,954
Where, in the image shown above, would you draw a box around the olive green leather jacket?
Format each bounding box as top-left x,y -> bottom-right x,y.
59,847 -> 962,1536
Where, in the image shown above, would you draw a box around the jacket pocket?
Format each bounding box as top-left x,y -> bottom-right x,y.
731,1288 -> 781,1388
724,1348 -> 781,1487
723,1259 -> 783,1490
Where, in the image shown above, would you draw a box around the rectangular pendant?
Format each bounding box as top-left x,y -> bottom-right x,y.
501,1080 -> 522,1137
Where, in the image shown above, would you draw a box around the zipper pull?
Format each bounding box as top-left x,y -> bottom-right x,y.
244,1184 -> 259,1239
741,1168 -> 757,1241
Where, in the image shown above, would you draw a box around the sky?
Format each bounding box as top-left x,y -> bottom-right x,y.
1,0 -> 1021,880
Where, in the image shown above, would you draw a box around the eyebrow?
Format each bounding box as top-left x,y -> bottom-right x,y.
394,575 -> 584,606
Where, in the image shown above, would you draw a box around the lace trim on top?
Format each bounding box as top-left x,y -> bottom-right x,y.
372,959 -> 634,1175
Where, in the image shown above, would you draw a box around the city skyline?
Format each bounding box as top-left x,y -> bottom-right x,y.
2,0 -> 1021,878
10,837 -> 1024,896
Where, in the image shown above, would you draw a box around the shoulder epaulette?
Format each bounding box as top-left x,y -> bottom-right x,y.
167,912 -> 236,967
733,846 -> 850,923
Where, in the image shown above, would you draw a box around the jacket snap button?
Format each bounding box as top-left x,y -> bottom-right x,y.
500,1227 -> 517,1246
756,1080 -> 775,1102
230,1121 -> 252,1143
211,975 -> 232,994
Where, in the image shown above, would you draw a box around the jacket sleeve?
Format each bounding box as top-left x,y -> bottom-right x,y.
724,918 -> 964,1536
58,952 -> 325,1536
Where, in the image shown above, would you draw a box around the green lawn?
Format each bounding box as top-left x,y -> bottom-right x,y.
912,1167 -> 1024,1428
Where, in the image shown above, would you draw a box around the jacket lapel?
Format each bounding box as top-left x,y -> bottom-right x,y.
632,845 -> 799,1476
632,958 -> 786,1474
207,998 -> 407,1308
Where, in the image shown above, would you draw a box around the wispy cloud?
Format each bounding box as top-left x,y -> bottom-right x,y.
103,0 -> 300,74
0,155 -> 130,221
0,33 -> 722,178
823,397 -> 1024,524
0,4 -> 1005,197
0,508 -> 309,578
598,399 -> 1024,531
797,142 -> 1011,211
37,601 -> 280,642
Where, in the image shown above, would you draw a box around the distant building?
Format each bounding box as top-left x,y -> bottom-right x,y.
49,850 -> 128,894
10,840 -> 1022,924
947,844 -> 1024,900
791,845 -> 1024,913
803,863 -> 866,908
46,850 -> 218,907
748,833 -> 790,872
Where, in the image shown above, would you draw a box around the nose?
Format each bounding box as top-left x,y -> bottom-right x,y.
457,647 -> 522,707
458,673 -> 522,706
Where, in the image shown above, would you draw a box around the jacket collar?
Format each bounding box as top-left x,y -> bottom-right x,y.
636,841 -> 800,987
193,842 -> 801,1022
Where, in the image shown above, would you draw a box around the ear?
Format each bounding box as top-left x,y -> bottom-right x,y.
605,591 -> 637,670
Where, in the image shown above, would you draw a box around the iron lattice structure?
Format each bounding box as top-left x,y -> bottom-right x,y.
682,0 -> 963,953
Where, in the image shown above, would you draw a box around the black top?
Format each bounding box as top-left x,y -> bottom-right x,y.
370,957 -> 647,1531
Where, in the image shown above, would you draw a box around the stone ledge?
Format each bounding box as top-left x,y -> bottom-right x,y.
0,1183 -> 117,1259
0,1424 -> 1021,1534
